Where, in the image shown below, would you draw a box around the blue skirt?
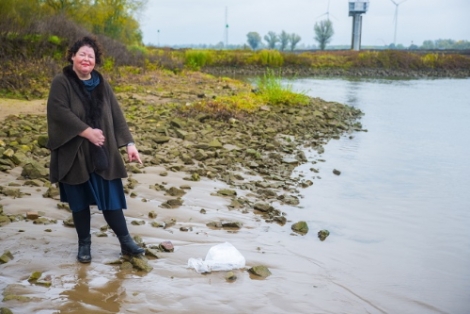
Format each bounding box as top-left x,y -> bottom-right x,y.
59,173 -> 127,212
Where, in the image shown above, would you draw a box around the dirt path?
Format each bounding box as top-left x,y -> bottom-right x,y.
0,98 -> 47,120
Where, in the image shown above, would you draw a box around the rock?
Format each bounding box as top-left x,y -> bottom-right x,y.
0,251 -> 14,264
130,257 -> 153,273
23,179 -> 43,187
296,151 -> 307,162
161,198 -> 183,208
0,215 -> 10,227
151,221 -> 164,228
145,248 -> 160,258
26,211 -> 39,220
37,135 -> 48,148
128,165 -> 142,173
34,217 -> 56,225
28,271 -> 42,282
21,161 -> 48,179
148,211 -> 157,219
208,139 -> 223,149
35,280 -> 52,287
2,295 -> 32,302
165,186 -> 186,197
221,221 -> 243,229
253,202 -> 272,212
180,153 -> 194,164
170,118 -> 186,128
194,149 -> 208,161
2,148 -> 14,158
291,221 -> 309,234
217,189 -> 237,197
279,195 -> 300,206
318,229 -> 330,241
152,136 -> 171,144
1,187 -> 22,198
225,271 -> 237,281
159,241 -> 174,252
300,180 -> 313,188
206,221 -> 223,229
333,169 -> 341,175
0,307 -> 14,314
42,186 -> 60,199
131,220 -> 145,226
246,149 -> 261,159
273,216 -> 287,225
174,129 -> 188,139
63,216 -> 74,227
163,219 -> 176,229
248,265 -> 272,278
120,261 -> 133,270
183,173 -> 200,181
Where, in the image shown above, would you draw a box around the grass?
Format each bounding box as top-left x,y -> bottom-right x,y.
180,69 -> 311,120
255,69 -> 310,106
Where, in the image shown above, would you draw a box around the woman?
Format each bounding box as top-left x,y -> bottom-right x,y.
47,36 -> 144,263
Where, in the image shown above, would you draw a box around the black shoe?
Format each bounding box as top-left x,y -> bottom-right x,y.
118,234 -> 145,256
77,235 -> 91,263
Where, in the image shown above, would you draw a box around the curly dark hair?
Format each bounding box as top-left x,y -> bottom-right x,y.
66,36 -> 103,65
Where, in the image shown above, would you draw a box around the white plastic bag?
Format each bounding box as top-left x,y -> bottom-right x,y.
188,242 -> 245,273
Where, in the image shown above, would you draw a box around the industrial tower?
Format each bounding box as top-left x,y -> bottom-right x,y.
349,0 -> 369,50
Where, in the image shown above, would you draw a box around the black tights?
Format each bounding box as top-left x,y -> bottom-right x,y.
72,207 -> 129,239
102,209 -> 129,237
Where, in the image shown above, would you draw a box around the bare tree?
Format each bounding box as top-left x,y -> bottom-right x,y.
289,33 -> 301,51
264,31 -> 279,49
279,30 -> 289,51
246,32 -> 262,50
314,19 -> 334,50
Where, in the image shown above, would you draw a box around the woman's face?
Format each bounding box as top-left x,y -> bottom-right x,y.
71,45 -> 96,79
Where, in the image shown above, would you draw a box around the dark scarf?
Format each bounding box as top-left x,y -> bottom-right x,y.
63,65 -> 109,171
63,65 -> 104,129
83,71 -> 100,93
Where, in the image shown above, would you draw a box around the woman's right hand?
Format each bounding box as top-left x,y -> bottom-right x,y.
79,127 -> 105,146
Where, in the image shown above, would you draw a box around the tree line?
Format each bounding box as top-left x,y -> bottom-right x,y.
246,20 -> 334,51
0,0 -> 147,45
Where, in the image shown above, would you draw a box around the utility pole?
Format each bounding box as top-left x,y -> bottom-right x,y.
225,7 -> 229,48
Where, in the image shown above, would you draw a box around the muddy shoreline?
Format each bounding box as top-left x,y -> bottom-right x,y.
203,66 -> 470,79
0,71 -> 366,313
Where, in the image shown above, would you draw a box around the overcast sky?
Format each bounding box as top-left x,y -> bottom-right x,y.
140,0 -> 470,47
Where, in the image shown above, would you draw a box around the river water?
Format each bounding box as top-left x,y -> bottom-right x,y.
287,77 -> 470,313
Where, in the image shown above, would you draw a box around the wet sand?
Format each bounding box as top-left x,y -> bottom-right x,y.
0,99 -> 378,314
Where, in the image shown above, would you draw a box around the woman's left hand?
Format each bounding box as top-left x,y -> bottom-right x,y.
127,145 -> 142,164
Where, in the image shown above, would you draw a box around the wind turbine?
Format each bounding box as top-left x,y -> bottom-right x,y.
390,0 -> 408,46
316,0 -> 336,21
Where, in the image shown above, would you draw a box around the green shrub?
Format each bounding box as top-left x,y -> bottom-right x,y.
256,69 -> 310,106
128,45 -> 148,56
184,50 -> 214,70
258,50 -> 284,67
48,35 -> 61,45
101,57 -> 115,72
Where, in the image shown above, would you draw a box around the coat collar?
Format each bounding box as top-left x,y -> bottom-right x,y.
63,65 -> 105,128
